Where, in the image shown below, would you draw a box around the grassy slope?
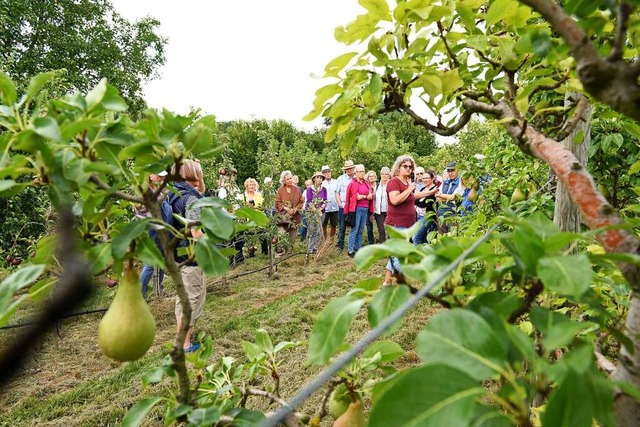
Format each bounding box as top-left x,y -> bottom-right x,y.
0,249 -> 436,426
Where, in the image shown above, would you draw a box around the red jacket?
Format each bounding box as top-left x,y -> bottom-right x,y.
344,178 -> 374,214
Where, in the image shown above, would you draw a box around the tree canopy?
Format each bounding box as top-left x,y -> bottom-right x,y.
0,0 -> 166,117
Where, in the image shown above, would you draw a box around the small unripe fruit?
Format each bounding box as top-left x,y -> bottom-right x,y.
510,187 -> 525,204
328,384 -> 351,419
333,401 -> 366,427
11,257 -> 22,266
107,279 -> 118,288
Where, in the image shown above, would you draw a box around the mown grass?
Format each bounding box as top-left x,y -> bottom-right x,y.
0,248 -> 438,426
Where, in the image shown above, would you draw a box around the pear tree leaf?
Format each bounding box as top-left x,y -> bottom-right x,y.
367,285 -> 411,334
255,329 -> 274,353
122,396 -> 164,427
417,309 -> 509,381
369,364 -> 483,427
358,126 -> 380,152
201,208 -> 235,240
33,117 -> 62,141
235,207 -> 269,226
195,235 -> 229,277
362,340 -> 404,363
542,369 -> 594,427
0,71 -> 17,105
111,219 -> 151,259
0,264 -> 45,316
537,254 -> 592,299
308,294 -> 364,365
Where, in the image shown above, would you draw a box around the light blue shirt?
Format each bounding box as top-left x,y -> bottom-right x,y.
322,178 -> 339,212
335,173 -> 352,207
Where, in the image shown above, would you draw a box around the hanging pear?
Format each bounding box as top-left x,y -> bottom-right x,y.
510,187 -> 526,204
98,267 -> 156,361
332,401 -> 366,427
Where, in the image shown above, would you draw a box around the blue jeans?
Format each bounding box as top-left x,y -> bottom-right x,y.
366,214 -> 375,244
299,212 -> 308,241
348,207 -> 369,253
413,214 -> 438,245
386,226 -> 407,273
140,264 -> 164,295
337,209 -> 346,249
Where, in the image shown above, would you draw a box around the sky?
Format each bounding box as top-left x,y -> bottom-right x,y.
109,0 -> 365,131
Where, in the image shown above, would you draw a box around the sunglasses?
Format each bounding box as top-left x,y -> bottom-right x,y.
401,164 -> 414,170
447,169 -> 456,172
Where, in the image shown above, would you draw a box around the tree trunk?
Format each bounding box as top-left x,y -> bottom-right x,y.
553,93 -> 593,233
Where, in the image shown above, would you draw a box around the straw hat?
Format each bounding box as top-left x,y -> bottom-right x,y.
311,171 -> 325,181
342,160 -> 355,170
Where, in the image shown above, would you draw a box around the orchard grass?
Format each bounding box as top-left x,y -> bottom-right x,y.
0,247 -> 437,426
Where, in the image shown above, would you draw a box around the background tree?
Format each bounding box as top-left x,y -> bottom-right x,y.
0,0 -> 166,117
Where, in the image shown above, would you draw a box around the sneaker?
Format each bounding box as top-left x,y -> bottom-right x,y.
184,342 -> 201,353
348,251 -> 355,258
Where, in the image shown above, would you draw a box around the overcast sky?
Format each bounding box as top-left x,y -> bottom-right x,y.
109,0 -> 364,130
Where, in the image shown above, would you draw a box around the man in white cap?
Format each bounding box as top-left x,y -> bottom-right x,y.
321,165 -> 339,241
335,160 -> 356,250
436,161 -> 464,233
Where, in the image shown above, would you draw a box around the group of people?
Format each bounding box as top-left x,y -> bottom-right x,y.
134,155 -> 480,351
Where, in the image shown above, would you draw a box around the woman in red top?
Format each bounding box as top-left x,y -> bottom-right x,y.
382,155 -> 417,286
344,164 -> 374,257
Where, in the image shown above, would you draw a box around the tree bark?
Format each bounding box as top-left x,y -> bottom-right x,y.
553,93 -> 592,234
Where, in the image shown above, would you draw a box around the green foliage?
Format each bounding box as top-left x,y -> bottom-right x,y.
0,0 -> 166,117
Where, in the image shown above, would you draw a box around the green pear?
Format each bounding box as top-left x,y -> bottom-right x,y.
98,267 -> 156,361
328,384 -> 356,420
332,400 -> 366,427
510,187 -> 525,204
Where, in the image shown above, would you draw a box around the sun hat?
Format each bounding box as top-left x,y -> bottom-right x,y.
342,160 -> 355,170
311,171 -> 325,181
321,165 -> 331,172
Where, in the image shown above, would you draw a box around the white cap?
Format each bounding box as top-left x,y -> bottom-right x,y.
158,171 -> 168,177
321,165 -> 331,172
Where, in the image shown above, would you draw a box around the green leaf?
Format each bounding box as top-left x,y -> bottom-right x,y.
255,328 -> 274,353
111,219 -> 151,259
88,242 -> 113,275
324,52 -> 358,78
0,71 -> 17,105
26,71 -> 59,104
201,208 -> 235,240
242,341 -> 263,361
357,126 -> 380,152
195,235 -> 229,276
85,78 -> 108,109
367,285 -> 411,334
33,117 -> 62,141
0,264 -> 46,314
183,115 -> 216,154
335,14 -> 379,45
234,206 -> 269,226
542,369 -> 594,427
137,235 -> 164,269
362,340 -> 404,363
369,364 -> 483,427
486,0 -> 514,27
417,309 -> 508,381
101,84 -> 128,112
308,294 -> 364,365
530,307 -> 593,350
537,254 -> 592,299
360,0 -> 391,21
122,396 -> 164,427
467,291 -> 521,321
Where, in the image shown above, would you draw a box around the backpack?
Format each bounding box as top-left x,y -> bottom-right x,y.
151,181 -> 203,263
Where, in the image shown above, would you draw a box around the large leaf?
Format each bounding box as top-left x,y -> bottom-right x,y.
111,219 -> 151,259
542,369 -> 594,427
201,208 -> 235,240
369,364 -> 483,427
0,264 -> 46,314
362,340 -> 404,363
0,71 -> 17,105
537,254 -> 592,299
530,307 -> 594,350
367,284 -> 411,334
122,397 -> 163,427
195,235 -> 230,276
357,126 -> 380,152
308,294 -> 364,365
416,309 -> 508,381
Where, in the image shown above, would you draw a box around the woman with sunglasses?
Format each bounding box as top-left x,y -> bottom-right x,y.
382,155 -> 417,287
